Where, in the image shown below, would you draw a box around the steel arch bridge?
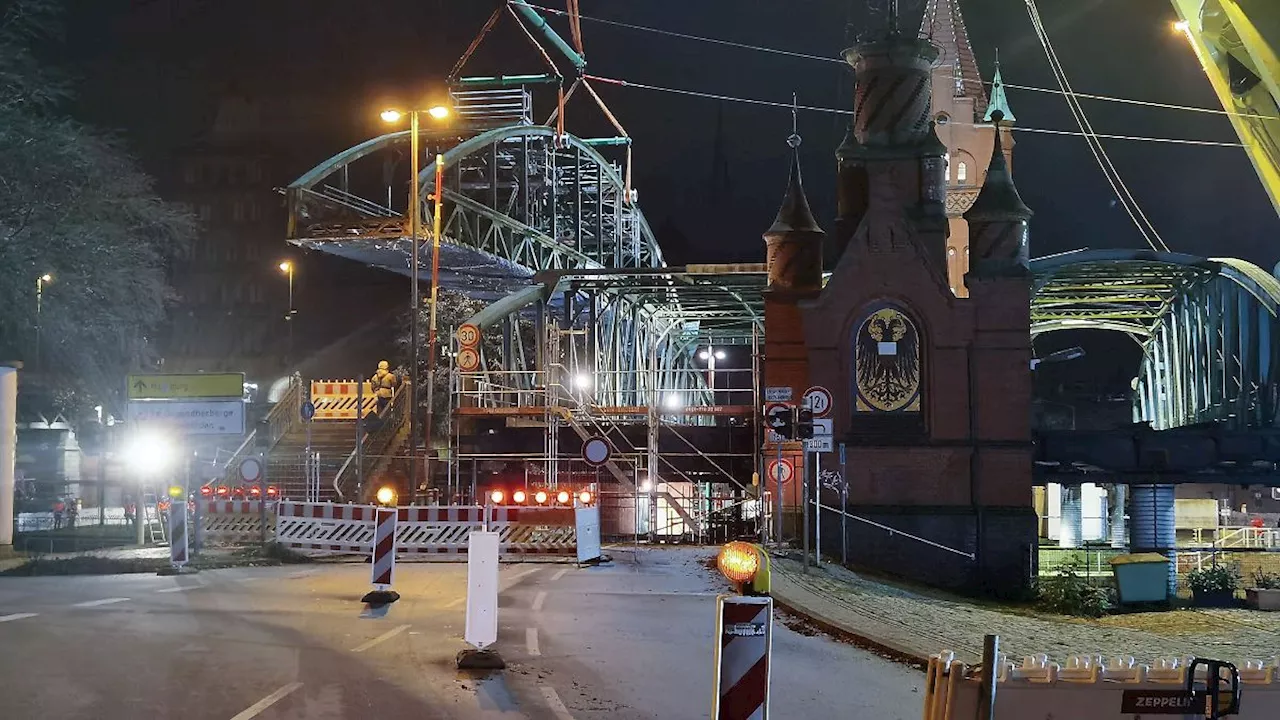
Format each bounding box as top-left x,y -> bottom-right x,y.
285,108 -> 763,413
1031,249 -> 1280,430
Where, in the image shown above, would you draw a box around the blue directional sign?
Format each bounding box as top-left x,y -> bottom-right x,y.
300,400 -> 316,421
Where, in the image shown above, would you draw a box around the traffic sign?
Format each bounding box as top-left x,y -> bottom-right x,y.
804,435 -> 834,452
582,436 -> 611,467
456,323 -> 481,348
764,386 -> 793,403
457,347 -> 480,372
300,400 -> 316,421
238,457 -> 262,483
127,373 -> 243,400
766,458 -> 794,485
813,418 -> 833,436
127,400 -> 245,436
803,386 -> 833,417
764,403 -> 793,439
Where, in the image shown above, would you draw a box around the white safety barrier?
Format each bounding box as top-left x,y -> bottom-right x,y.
200,500 -> 274,544
273,502 -> 595,560
924,651 -> 1279,719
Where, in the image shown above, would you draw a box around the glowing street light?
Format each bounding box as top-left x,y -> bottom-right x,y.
124,430 -> 174,475
34,273 -> 53,368
278,260 -> 296,363
375,485 -> 396,506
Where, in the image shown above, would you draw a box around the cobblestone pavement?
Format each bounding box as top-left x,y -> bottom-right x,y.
771,555 -> 1280,667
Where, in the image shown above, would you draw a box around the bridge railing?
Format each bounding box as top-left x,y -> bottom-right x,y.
213,374 -> 302,486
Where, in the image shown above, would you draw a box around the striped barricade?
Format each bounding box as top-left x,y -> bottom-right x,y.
200,500 -> 274,544
273,502 -> 586,560
492,507 -> 578,559
275,501 -> 378,553
310,379 -> 378,420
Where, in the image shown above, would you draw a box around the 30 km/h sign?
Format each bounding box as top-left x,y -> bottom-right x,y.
456,323 -> 481,348
128,373 -> 243,400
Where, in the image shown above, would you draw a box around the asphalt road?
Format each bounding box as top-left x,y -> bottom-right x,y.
0,548 -> 922,719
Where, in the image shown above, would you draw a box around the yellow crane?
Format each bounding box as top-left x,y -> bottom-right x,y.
1171,0 -> 1280,215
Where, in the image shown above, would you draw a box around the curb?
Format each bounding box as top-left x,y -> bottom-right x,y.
770,570 -> 931,670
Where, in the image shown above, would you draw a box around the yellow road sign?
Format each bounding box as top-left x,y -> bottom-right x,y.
127,373 -> 244,400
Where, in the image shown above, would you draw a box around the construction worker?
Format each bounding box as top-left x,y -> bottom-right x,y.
372,360 -> 399,414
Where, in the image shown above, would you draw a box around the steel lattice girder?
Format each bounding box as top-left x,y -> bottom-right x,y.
1031,249 -> 1280,430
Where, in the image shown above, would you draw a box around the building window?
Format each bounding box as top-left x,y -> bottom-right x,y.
957,162 -> 968,183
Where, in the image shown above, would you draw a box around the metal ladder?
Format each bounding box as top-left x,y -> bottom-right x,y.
142,491 -> 167,545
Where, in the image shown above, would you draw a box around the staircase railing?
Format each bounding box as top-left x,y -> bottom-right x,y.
212,374 -> 303,486
332,386 -> 409,500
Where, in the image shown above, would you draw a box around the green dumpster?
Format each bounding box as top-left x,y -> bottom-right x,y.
1109,553 -> 1170,604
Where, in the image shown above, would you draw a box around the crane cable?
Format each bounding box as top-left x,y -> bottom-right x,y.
1024,0 -> 1170,253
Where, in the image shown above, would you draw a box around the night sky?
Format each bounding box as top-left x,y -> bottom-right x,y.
60,0 -> 1276,269
50,0 -> 1278,389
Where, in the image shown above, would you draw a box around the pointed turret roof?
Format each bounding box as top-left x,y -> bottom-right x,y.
964,111 -> 1031,221
766,146 -> 824,236
920,0 -> 988,119
983,58 -> 1016,123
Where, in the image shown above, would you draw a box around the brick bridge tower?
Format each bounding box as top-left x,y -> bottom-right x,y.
766,4 -> 1036,597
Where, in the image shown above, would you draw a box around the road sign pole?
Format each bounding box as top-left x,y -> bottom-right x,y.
259,451 -> 268,544
840,443 -> 847,567
774,443 -> 783,545
802,448 -> 810,572
814,451 -> 821,566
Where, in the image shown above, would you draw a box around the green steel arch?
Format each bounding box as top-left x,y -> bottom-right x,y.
1031,249 -> 1280,429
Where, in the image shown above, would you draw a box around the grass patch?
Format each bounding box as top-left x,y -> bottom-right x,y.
1,555 -> 168,576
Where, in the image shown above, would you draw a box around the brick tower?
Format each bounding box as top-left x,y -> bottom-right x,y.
790,9 -> 1036,597
762,135 -> 824,522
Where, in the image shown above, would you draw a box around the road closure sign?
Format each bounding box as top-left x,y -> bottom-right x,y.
126,400 -> 245,435
128,373 -> 243,400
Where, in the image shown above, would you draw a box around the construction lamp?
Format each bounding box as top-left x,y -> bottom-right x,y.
232,487 -> 246,498
490,489 -> 505,504
199,486 -> 213,497
249,486 -> 262,497
167,485 -> 183,499
513,489 -> 527,504
578,490 -> 593,505
215,486 -> 230,498
375,485 -> 396,506
266,486 -> 279,497
534,490 -> 548,504
716,541 -> 771,595
556,490 -> 570,505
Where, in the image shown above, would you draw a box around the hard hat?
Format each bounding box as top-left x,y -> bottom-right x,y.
378,360 -> 389,371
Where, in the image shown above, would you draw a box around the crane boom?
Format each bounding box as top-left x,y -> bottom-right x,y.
1171,0 -> 1280,216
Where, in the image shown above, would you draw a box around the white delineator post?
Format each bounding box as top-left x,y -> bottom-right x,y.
457,524 -> 504,669
713,595 -> 773,719
0,367 -> 15,548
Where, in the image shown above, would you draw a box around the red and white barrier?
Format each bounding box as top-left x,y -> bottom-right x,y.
713,595 -> 773,720
168,501 -> 188,567
199,500 -> 275,544
370,508 -> 396,588
272,501 -> 586,560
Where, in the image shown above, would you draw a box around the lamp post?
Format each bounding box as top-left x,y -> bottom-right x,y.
278,261 -> 295,362
698,347 -> 727,399
35,273 -> 52,370
381,104 -> 449,501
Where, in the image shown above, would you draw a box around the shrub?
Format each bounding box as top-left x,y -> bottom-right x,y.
1251,568 -> 1280,590
1036,562 -> 1111,618
1187,564 -> 1240,594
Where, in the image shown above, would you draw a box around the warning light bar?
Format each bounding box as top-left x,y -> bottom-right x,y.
199,486 -> 214,498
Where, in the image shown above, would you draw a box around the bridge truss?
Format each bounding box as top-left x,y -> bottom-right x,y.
285,2 -> 764,537
1031,249 -> 1280,430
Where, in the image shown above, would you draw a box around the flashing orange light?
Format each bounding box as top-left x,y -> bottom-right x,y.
199,486 -> 213,497
232,487 -> 246,498
215,486 -> 230,498
578,490 -> 593,505
490,489 -> 505,504
249,485 -> 262,497
717,541 -> 761,585
513,489 -> 528,504
534,490 -> 548,504
266,486 -> 279,497
556,490 -> 570,505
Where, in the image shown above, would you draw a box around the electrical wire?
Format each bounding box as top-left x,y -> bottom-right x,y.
1025,0 -> 1169,253
517,1 -> 1279,123
585,75 -> 1245,148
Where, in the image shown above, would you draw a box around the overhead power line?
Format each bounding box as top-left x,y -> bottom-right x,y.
517,1 -> 1279,123
585,75 -> 1246,148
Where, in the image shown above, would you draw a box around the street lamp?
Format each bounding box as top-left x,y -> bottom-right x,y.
381,103 -> 451,500
35,273 -> 52,369
698,347 -> 727,395
278,261 -> 295,363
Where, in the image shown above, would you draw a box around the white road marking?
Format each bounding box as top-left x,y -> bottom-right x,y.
72,597 -> 130,608
287,569 -> 316,579
229,681 -> 303,720
551,568 -> 569,582
540,685 -> 576,720
351,624 -> 411,653
532,590 -> 547,612
155,586 -> 197,594
0,613 -> 38,623
526,627 -> 541,656
508,567 -> 538,583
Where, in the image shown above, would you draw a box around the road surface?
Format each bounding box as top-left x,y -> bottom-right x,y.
0,548 -> 922,718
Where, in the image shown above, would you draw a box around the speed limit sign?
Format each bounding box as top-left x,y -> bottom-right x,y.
456,323 -> 481,348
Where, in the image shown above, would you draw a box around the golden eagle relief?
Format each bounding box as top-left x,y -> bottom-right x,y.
853,305 -> 921,413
